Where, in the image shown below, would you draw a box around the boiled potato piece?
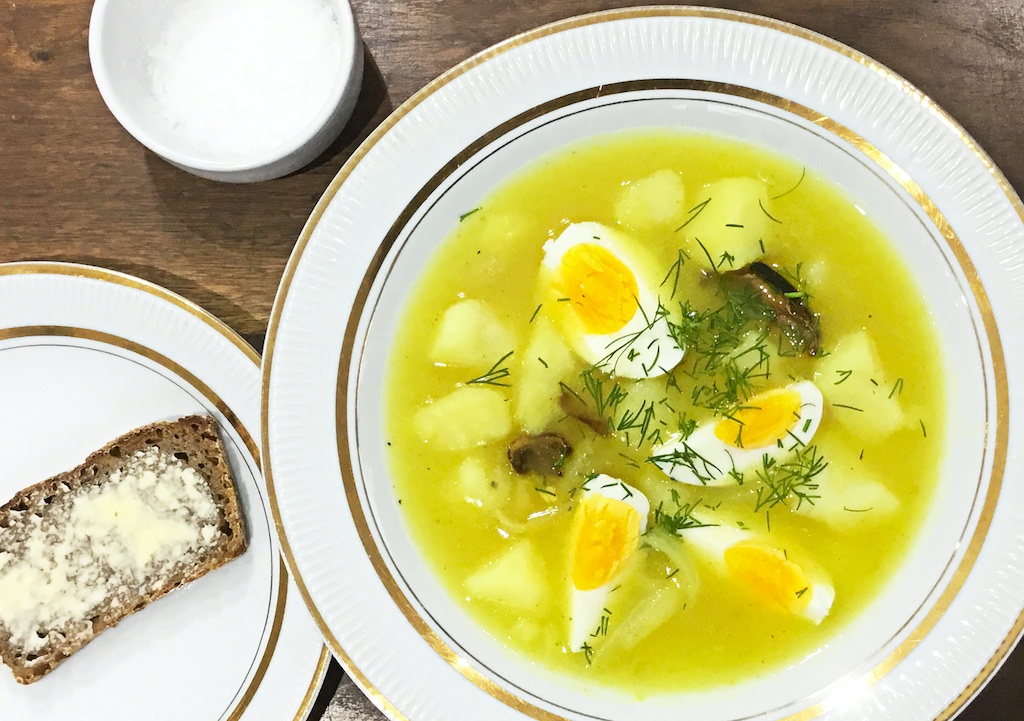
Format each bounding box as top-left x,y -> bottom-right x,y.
684,177 -> 772,271
514,317 -> 578,433
614,169 -> 687,230
414,387 -> 511,449
431,299 -> 514,368
455,456 -> 511,509
797,454 -> 900,531
465,541 -> 548,612
814,331 -> 908,441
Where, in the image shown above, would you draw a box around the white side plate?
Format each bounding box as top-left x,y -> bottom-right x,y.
0,262 -> 329,721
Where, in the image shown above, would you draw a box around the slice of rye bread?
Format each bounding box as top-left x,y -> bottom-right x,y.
0,415 -> 247,684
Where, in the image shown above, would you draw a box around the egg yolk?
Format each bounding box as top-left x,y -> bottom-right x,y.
724,540 -> 813,615
557,244 -> 640,335
714,388 -> 803,449
570,495 -> 641,591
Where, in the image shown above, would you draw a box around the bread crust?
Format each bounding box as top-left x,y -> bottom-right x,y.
0,415 -> 247,684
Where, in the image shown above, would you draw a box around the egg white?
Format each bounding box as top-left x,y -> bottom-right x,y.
680,522 -> 834,624
542,222 -> 684,379
650,380 -> 825,487
568,475 -> 649,652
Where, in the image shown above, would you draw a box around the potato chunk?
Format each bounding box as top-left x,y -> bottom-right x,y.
614,169 -> 687,230
514,317 -> 577,433
684,177 -> 771,271
796,453 -> 900,531
465,541 -> 548,612
455,456 -> 511,509
414,387 -> 511,449
431,299 -> 514,368
814,331 -> 908,441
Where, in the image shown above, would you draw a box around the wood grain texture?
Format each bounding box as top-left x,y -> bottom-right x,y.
0,0 -> 1022,719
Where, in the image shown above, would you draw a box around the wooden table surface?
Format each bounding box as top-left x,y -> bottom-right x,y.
2,0 -> 1022,719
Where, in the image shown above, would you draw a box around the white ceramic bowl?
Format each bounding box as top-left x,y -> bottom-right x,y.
263,8 -> 1024,721
89,0 -> 363,183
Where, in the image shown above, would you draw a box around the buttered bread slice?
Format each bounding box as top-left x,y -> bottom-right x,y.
0,415 -> 247,684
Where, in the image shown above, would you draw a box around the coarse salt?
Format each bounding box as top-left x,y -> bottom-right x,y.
148,0 -> 344,162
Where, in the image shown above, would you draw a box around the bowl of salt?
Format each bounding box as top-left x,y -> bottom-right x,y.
89,0 -> 362,183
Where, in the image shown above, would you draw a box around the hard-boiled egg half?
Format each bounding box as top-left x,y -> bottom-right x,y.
568,474 -> 650,652
651,380 -> 825,486
680,522 -> 834,624
541,222 -> 684,379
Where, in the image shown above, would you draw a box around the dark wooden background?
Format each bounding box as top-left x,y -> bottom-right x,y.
1,1 -> 1021,719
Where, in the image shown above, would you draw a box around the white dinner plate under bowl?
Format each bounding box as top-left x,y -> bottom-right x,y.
0,263 -> 329,721
263,8 -> 1024,721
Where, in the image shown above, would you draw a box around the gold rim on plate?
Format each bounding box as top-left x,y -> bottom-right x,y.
261,7 -> 1015,721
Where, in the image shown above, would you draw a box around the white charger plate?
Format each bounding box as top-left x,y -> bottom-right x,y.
263,8 -> 1023,721
0,263 -> 329,721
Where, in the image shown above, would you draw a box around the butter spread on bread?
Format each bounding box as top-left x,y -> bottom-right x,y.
0,415 -> 247,684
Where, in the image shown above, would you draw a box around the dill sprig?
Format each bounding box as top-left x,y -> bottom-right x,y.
594,299 -> 671,375
675,197 -> 711,232
666,287 -> 775,414
650,491 -> 712,533
466,351 -> 513,387
660,248 -> 690,300
753,444 -> 827,511
647,440 -> 724,485
777,262 -> 812,302
770,167 -> 806,200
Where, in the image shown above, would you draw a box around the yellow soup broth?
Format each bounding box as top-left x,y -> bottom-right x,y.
384,132 -> 944,694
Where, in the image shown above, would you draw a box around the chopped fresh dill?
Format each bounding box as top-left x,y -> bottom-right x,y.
675,197 -> 711,231
466,350 -> 513,387
770,166 -> 806,200
557,297 -> 570,302
459,207 -> 481,221
694,238 -> 717,271
666,568 -> 679,579
832,403 -> 864,412
778,263 -> 812,302
648,441 -> 723,485
650,495 -> 711,534
579,367 -> 629,421
660,248 -> 690,300
617,451 -> 641,469
725,223 -> 744,228
795,587 -> 808,598
537,357 -> 548,368
759,198 -> 783,224
534,487 -> 556,497
529,303 -> 542,323
753,445 -> 826,511
843,506 -> 873,513
920,419 -> 927,437
580,642 -> 594,665
889,377 -> 905,399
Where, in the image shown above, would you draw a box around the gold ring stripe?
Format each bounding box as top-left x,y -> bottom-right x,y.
261,7 -> 1012,720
